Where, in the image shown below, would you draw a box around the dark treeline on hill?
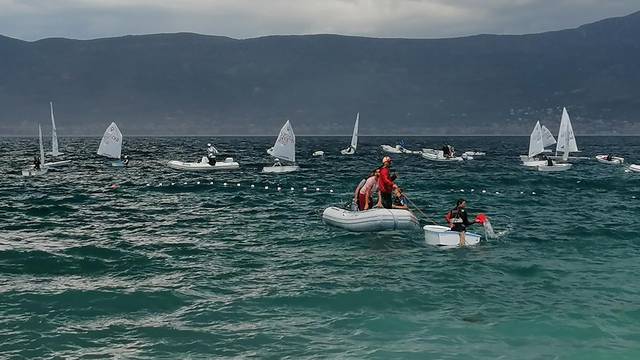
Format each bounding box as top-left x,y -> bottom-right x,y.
1,11 -> 640,136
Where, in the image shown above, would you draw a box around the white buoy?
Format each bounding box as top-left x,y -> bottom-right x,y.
277,187 -> 281,191
146,183 -> 150,186
209,181 -> 213,185
482,190 -> 487,193
183,182 -> 187,185
471,189 -> 475,192
265,186 -> 269,190
520,191 -> 524,194
159,183 -> 163,186
460,189 -> 465,192
316,188 -> 320,192
237,183 -> 240,187
290,187 -> 294,191
329,189 -> 334,193
196,181 -> 200,185
171,182 -> 175,186
303,187 -> 307,191
223,182 -> 227,186
532,192 -> 536,195
251,184 -> 255,188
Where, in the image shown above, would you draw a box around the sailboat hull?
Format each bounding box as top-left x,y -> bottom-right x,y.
423,225 -> 481,247
22,168 -> 48,177
629,165 -> 640,173
168,157 -> 240,171
340,148 -> 355,155
537,163 -> 572,172
262,165 -> 299,173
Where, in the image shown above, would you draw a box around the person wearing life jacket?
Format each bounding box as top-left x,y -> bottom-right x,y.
445,198 -> 478,247
392,187 -> 408,210
377,156 -> 397,209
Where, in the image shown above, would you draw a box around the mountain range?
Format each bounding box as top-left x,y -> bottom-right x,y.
1,11 -> 640,135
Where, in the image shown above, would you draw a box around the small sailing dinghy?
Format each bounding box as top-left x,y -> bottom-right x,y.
421,148 -> 463,162
521,123 -> 555,165
423,225 -> 481,247
262,120 -> 299,173
522,122 -> 547,167
537,108 -> 574,172
340,113 -> 359,155
22,125 -> 48,177
47,102 -> 64,157
629,164 -> 640,173
596,155 -> 624,165
548,107 -> 588,161
322,207 -> 419,232
167,156 -> 239,171
312,151 -> 325,157
97,122 -> 123,161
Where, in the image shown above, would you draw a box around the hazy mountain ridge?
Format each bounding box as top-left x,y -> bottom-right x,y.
1,11 -> 639,135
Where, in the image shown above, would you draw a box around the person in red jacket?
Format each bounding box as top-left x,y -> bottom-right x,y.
377,156 -> 397,209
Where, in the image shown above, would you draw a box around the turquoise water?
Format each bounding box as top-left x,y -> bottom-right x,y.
1,136 -> 640,359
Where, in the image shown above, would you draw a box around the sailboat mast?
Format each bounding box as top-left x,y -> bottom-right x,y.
38,124 -> 45,167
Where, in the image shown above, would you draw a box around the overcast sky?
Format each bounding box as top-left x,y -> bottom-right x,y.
0,0 -> 638,41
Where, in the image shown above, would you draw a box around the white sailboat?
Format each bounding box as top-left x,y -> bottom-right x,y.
47,102 -> 63,156
538,110 -> 573,171
262,120 -> 299,173
522,121 -> 547,167
22,125 -> 48,176
97,122 -> 123,160
341,112 -> 359,155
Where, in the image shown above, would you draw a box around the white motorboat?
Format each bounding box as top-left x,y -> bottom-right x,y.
381,144 -> 403,154
312,151 -> 325,157
262,120 -> 299,173
596,155 -> 624,165
168,157 -> 240,171
22,125 -> 48,177
340,113 -> 359,155
47,102 -> 64,157
421,149 -> 463,162
322,207 -> 419,232
423,225 -> 481,247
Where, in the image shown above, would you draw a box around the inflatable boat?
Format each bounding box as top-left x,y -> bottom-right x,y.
596,155 -> 624,165
322,207 -> 419,232
167,156 -> 240,171
423,225 -> 481,247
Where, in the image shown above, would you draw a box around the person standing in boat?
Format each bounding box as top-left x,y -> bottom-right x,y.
358,169 -> 380,211
207,143 -> 219,165
377,156 -> 397,209
445,199 -> 478,247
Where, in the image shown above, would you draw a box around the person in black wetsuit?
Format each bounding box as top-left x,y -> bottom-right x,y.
33,156 -> 40,170
547,158 -> 554,166
445,199 -> 477,247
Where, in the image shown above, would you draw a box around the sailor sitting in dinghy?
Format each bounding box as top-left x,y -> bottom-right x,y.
445,199 -> 480,247
122,155 -> 129,166
33,155 -> 41,170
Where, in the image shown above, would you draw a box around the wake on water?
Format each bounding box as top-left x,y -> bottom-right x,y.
482,218 -> 510,239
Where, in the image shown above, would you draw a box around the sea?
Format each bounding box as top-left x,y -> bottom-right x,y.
1,136 -> 640,359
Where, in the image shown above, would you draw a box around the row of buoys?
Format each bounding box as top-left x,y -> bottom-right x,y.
135,181 -> 336,193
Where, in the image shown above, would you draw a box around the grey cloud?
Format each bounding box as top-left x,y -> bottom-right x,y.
0,0 -> 638,40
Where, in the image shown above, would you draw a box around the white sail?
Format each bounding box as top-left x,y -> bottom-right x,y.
39,124 -> 45,167
97,122 -> 123,159
49,102 -> 63,156
267,120 -> 296,163
528,121 -> 544,158
350,112 -> 359,150
541,125 -> 556,148
556,107 -> 579,158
